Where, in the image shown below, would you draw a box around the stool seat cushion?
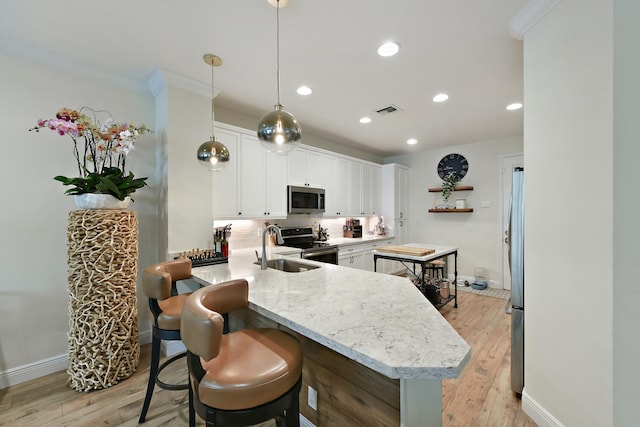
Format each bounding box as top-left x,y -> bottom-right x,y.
198,328 -> 303,411
428,260 -> 445,266
157,293 -> 191,330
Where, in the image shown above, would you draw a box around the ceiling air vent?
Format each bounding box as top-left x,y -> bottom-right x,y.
375,104 -> 403,115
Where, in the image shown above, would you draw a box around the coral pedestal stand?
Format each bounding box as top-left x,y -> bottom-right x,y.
66,209 -> 140,391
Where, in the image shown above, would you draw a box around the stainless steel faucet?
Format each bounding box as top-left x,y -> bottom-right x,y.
261,224 -> 284,270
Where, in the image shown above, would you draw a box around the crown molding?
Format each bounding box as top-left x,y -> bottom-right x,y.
147,67 -> 220,99
508,0 -> 562,40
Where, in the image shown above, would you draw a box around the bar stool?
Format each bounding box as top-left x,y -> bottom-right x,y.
181,279 -> 302,427
426,259 -> 445,279
139,258 -> 192,423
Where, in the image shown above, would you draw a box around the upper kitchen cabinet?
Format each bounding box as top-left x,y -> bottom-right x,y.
288,147 -> 328,188
324,156 -> 349,216
212,123 -> 287,219
363,163 -> 381,216
381,163 -> 409,221
240,134 -> 288,218
212,126 -> 241,218
348,161 -> 381,216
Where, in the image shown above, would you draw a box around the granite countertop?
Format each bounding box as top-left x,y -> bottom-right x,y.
191,247 -> 470,380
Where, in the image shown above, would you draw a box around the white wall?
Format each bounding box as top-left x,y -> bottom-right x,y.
612,1 -> 639,425
0,54 -> 157,382
523,1 -> 614,426
386,136 -> 523,286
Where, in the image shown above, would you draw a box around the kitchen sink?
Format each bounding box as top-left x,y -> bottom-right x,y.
254,259 -> 320,273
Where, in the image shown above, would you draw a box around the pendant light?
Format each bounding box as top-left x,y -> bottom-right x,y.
197,54 -> 230,170
257,0 -> 302,155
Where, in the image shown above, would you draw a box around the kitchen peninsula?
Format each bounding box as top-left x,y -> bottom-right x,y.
192,248 -> 470,426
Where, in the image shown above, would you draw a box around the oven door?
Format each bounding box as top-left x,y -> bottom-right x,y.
301,248 -> 338,265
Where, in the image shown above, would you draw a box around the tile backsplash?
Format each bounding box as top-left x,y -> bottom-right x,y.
213,216 -> 382,251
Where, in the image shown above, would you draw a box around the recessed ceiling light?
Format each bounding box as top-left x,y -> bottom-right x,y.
433,93 -> 449,103
297,86 -> 312,96
406,138 -> 418,145
506,102 -> 523,110
377,42 -> 400,57
359,116 -> 372,124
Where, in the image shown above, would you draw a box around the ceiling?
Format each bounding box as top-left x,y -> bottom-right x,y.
0,0 -> 527,157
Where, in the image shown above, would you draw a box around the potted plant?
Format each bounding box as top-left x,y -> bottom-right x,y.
30,107 -> 150,208
441,172 -> 460,207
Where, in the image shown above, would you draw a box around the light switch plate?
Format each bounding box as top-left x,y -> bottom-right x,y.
481,201 -> 491,208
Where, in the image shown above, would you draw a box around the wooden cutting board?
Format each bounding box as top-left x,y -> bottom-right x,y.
376,245 -> 435,256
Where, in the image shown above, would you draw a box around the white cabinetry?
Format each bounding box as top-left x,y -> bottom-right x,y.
381,164 -> 410,274
288,147 -> 327,188
325,156 -> 349,216
213,124 -> 287,219
381,163 -> 409,222
362,163 -> 381,216
347,160 -> 363,216
212,127 -> 241,218
338,238 -> 394,272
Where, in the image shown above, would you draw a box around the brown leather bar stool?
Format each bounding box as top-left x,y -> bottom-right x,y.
181,279 -> 302,427
426,259 -> 445,279
139,258 -> 192,423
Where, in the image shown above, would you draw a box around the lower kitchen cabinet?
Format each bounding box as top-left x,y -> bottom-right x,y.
338,238 -> 394,272
338,252 -> 364,269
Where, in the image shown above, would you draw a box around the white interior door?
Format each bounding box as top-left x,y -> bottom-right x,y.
501,154 -> 524,290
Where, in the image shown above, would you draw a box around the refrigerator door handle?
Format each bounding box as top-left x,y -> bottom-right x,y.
505,296 -> 512,315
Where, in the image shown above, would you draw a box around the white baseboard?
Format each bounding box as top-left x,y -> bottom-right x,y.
300,413 -> 315,427
0,353 -> 68,389
522,388 -> 565,427
0,328 -> 153,389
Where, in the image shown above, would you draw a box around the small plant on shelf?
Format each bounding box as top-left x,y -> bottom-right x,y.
441,172 -> 460,207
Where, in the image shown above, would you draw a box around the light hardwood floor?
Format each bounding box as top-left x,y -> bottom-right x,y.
0,291 -> 535,426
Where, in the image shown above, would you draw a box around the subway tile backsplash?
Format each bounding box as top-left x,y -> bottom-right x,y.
213,216 -> 378,251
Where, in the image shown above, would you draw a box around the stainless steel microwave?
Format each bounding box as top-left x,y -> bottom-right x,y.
287,185 -> 325,214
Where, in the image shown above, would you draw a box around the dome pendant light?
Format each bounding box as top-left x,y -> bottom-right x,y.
257,0 -> 302,155
197,54 -> 230,170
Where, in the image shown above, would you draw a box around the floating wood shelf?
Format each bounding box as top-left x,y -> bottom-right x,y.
428,208 -> 474,213
428,185 -> 474,192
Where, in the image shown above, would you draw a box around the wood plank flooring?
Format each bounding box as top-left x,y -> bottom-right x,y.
0,291 -> 535,427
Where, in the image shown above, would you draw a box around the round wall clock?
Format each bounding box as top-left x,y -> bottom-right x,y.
437,153 -> 469,180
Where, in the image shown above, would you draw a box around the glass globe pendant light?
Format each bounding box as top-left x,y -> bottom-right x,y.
257,0 -> 302,155
197,54 -> 230,170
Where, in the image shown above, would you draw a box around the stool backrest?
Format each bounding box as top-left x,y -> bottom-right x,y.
142,258 -> 192,301
181,279 -> 249,361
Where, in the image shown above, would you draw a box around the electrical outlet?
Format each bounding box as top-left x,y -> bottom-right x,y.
257,227 -> 263,237
308,386 -> 318,411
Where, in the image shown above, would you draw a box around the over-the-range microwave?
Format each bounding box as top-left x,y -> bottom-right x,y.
287,185 -> 325,214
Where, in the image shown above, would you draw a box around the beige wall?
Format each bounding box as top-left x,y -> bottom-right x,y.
523,1 -> 614,426
0,54 -> 157,381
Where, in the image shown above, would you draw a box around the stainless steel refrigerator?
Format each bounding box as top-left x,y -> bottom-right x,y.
508,167 -> 524,395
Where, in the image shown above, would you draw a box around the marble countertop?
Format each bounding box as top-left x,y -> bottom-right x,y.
320,234 -> 394,247
191,247 -> 470,380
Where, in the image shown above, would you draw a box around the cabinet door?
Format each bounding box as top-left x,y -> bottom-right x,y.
396,166 -> 408,219
287,148 -> 307,186
371,165 -> 381,216
338,253 -> 364,270
240,135 -> 266,218
362,163 -> 372,216
325,156 -> 349,216
265,151 -> 288,217
347,160 -> 363,216
306,150 -> 327,188
212,127 -> 241,218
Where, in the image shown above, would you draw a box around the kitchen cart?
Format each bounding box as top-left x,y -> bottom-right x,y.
373,243 -> 458,309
